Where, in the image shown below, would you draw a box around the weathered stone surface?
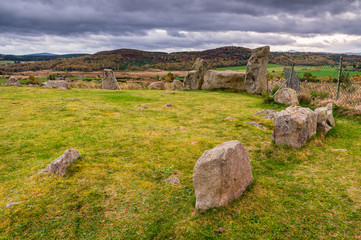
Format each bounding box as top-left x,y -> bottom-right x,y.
6,76 -> 21,86
102,69 -> 120,90
331,149 -> 347,152
171,80 -> 183,90
148,81 -> 165,90
184,58 -> 207,90
42,80 -> 69,89
226,116 -> 235,121
274,88 -> 299,106
326,103 -> 335,127
6,201 -> 22,208
193,140 -> 253,211
254,109 -> 280,120
164,177 -> 180,185
272,106 -> 317,148
244,121 -> 267,130
245,46 -> 270,95
314,104 -> 335,134
40,149 -> 81,176
164,104 -> 172,107
202,70 -> 246,90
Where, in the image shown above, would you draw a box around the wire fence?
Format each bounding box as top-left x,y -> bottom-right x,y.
269,57 -> 361,109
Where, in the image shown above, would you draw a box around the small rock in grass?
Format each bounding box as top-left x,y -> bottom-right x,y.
226,116 -> 235,121
57,86 -> 68,91
254,109 -> 280,120
244,121 -> 266,130
217,228 -> 225,234
141,103 -> 152,107
6,201 -> 22,208
164,177 -> 180,185
331,149 -> 347,152
39,149 -> 81,176
71,98 -> 81,101
164,104 -> 173,108
179,126 -> 186,130
191,141 -> 198,145
170,91 -> 176,94
139,108 -> 147,111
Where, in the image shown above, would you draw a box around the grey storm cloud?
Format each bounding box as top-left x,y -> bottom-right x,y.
0,0 -> 361,54
1,0 -> 360,35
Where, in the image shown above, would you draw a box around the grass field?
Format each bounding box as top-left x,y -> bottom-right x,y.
0,61 -> 15,66
215,64 -> 284,73
1,87 -> 361,239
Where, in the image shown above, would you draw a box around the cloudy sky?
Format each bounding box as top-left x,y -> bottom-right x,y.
1,0 -> 361,55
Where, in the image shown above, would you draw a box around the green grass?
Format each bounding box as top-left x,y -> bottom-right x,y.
0,87 -> 360,239
0,60 -> 15,66
215,64 -> 283,73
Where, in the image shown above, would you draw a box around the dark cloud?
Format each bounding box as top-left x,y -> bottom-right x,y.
0,0 -> 361,54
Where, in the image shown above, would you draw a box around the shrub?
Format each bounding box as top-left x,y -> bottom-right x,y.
28,75 -> 39,84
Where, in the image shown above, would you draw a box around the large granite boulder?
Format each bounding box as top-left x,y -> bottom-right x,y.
148,81 -> 165,90
6,77 -> 21,86
202,70 -> 246,90
42,80 -> 69,89
184,58 -> 207,90
314,103 -> 335,134
272,106 -> 317,148
102,69 -> 120,90
245,46 -> 270,95
40,149 -> 81,176
171,80 -> 183,90
193,140 -> 253,211
274,88 -> 299,106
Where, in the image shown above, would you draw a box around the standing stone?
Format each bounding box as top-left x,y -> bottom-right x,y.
272,106 -> 317,148
202,70 -> 246,90
245,46 -> 270,95
148,81 -> 165,90
314,103 -> 335,134
171,80 -> 183,90
39,149 -> 81,176
102,69 -> 120,90
193,140 -> 253,211
274,88 -> 299,106
6,76 -> 21,86
184,58 -> 207,90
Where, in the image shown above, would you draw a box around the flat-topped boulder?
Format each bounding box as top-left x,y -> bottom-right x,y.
202,70 -> 246,90
274,88 -> 299,106
245,46 -> 270,95
148,81 -> 165,90
272,106 -> 317,148
42,80 -> 69,89
102,69 -> 120,90
193,140 -> 253,211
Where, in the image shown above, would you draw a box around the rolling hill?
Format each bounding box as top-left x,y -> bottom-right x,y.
1,46 -> 361,72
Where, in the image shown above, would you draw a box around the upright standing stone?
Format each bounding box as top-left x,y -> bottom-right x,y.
102,69 -> 120,90
272,106 -> 317,148
184,58 -> 207,90
245,46 -> 270,95
314,103 -> 335,134
193,140 -> 253,211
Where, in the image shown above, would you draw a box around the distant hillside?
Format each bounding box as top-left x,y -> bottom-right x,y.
0,53 -> 89,62
1,46 -> 361,73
